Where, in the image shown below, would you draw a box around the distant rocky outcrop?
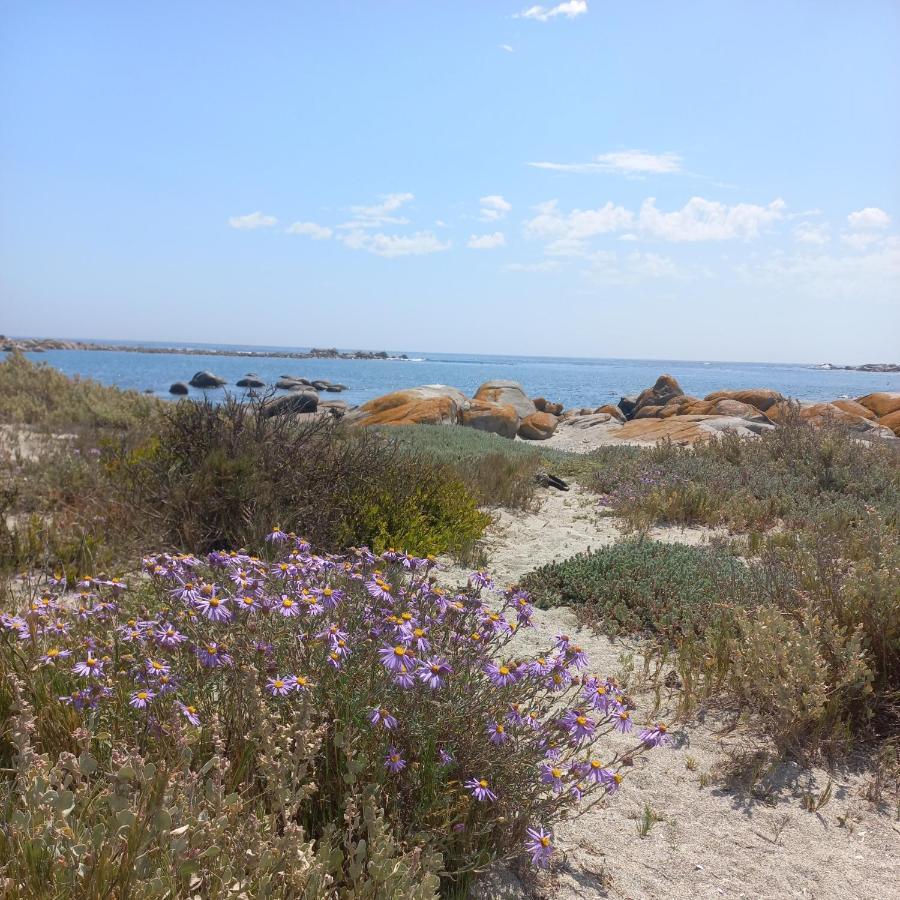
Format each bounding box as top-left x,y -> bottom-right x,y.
815,363 -> 900,373
236,376 -> 266,388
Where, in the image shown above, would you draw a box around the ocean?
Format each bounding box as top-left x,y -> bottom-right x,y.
17,343 -> 900,410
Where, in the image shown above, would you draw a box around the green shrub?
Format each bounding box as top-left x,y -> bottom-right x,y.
0,352 -> 160,431
519,539 -> 758,642
585,416 -> 900,533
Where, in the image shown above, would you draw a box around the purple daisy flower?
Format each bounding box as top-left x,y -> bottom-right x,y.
378,644 -> 412,673
392,661 -> 417,689
525,826 -> 554,868
465,777 -> 497,802
154,623 -> 186,647
39,647 -> 71,665
129,688 -> 155,708
584,758 -> 613,785
561,709 -> 596,741
266,676 -> 293,697
368,707 -> 398,730
438,748 -> 454,766
639,723 -> 672,748
277,595 -> 300,617
540,762 -> 566,793
384,747 -> 407,774
485,661 -> 519,687
418,657 -> 451,689
195,643 -> 233,668
196,594 -> 231,622
178,702 -> 201,726
72,655 -> 103,678
614,710 -> 633,734
487,722 -> 509,746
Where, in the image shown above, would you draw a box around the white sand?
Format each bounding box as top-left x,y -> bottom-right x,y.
446,487 -> 899,900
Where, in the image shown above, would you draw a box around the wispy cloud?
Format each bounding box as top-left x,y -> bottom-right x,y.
339,230 -> 450,258
516,1 -> 588,22
228,211 -> 278,230
792,222 -> 830,246
467,232 -> 506,250
523,195 -> 786,253
500,44 -> 515,53
339,193 -> 415,229
286,221 -> 333,239
528,150 -> 683,176
638,197 -> 786,242
479,195 -> 512,222
847,207 -> 891,230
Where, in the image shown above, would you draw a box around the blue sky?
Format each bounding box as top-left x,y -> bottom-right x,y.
1,1 -> 898,363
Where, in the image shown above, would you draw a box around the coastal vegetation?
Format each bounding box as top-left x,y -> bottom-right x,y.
1,354 -> 899,895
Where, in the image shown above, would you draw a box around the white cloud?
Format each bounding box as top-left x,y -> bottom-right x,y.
286,221 -> 333,240
516,1 -> 588,22
792,222 -> 830,246
500,44 -> 514,53
841,231 -> 883,250
339,193 -> 415,229
638,196 -> 785,242
467,232 -> 506,250
479,195 -> 512,221
523,199 -> 634,256
339,230 -> 450,258
847,207 -> 891,230
228,211 -> 278,230
505,259 -> 561,272
737,237 -> 900,301
528,150 -> 683,176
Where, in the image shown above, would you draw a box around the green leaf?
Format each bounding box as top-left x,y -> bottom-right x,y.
78,751 -> 97,776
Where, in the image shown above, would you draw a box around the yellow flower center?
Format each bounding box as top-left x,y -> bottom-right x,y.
273,680 -> 284,689
393,646 -> 406,657
479,779 -> 488,788
137,692 -> 148,700
551,768 -> 562,779
499,666 -> 510,676
47,648 -> 60,657
282,599 -> 294,608
576,716 -> 587,726
540,836 -> 550,847
591,759 -> 602,769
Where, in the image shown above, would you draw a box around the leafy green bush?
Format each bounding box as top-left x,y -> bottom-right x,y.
519,539 -> 758,642
0,352 -> 160,431
113,397 -> 489,558
382,425 -> 558,511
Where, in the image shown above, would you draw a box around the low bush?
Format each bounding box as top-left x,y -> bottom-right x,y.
0,541 -> 668,896
1,398 -> 491,574
519,539 -> 758,642
382,425 -> 557,511
0,352 -> 160,431
585,416 -> 900,533
520,521 -> 900,758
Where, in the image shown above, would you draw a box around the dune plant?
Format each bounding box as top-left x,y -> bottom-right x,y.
0,539 -> 668,896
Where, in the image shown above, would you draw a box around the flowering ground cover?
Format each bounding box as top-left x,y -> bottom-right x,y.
0,535 -> 668,897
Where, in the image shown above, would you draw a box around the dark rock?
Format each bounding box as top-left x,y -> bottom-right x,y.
169,382 -> 189,395
236,377 -> 266,388
276,376 -> 312,390
261,391 -> 319,418
189,371 -> 226,388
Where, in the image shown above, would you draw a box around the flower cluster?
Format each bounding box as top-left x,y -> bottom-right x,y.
1,534 -> 670,873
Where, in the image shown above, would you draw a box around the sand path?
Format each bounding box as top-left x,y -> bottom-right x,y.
441,486 -> 898,900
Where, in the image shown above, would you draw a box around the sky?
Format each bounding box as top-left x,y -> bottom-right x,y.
1,1 -> 898,364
